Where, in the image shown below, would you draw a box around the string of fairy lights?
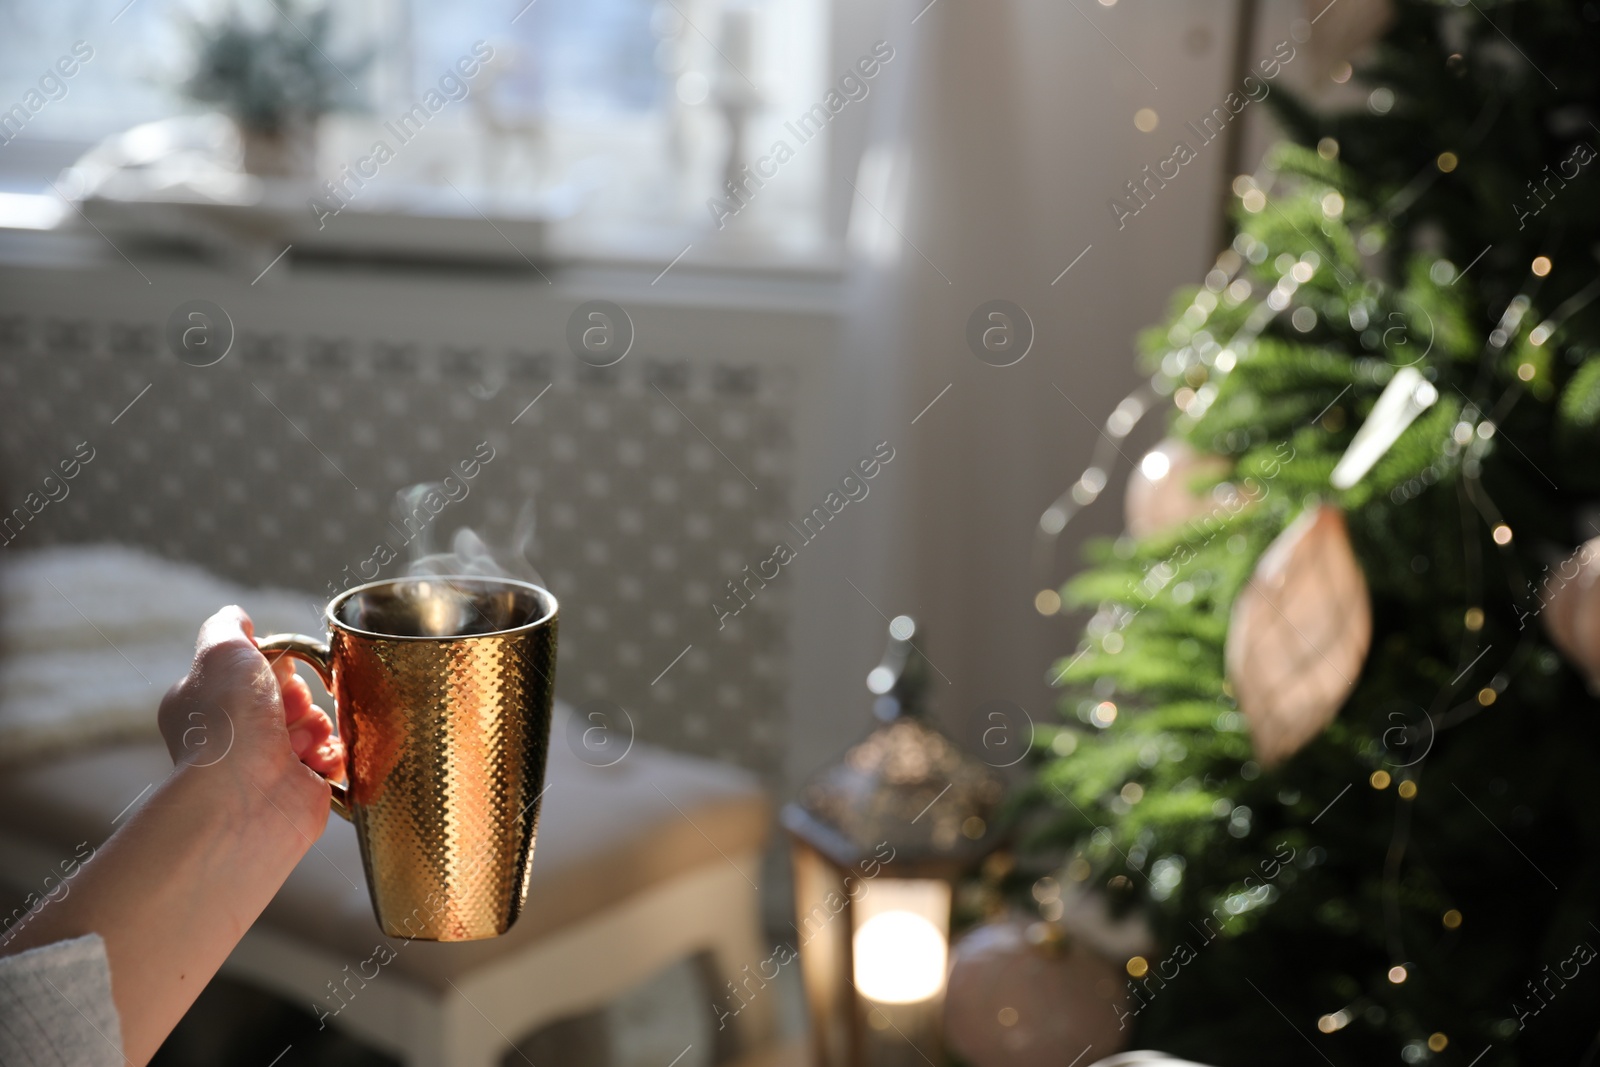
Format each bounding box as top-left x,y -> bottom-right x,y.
1027,128 -> 1585,1057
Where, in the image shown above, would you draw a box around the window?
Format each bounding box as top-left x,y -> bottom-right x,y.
0,0 -> 829,255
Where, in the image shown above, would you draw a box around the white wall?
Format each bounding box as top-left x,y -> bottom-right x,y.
785,0 -> 1323,785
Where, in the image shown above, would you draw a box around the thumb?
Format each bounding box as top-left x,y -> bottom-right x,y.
196,605 -> 256,653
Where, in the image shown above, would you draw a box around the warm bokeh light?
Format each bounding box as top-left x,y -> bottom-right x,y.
852,879 -> 952,1004
853,911 -> 947,1003
1532,256 -> 1552,276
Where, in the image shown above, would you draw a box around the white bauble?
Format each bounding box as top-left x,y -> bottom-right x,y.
1124,440 -> 1232,540
1544,536 -> 1600,693
945,919 -> 1129,1067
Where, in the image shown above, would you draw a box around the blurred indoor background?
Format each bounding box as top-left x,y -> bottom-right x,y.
0,0 -> 1353,1064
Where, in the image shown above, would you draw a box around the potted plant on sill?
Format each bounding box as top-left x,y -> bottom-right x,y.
180,1 -> 368,179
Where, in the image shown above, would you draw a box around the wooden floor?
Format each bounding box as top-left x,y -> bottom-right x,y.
733,1040 -> 808,1067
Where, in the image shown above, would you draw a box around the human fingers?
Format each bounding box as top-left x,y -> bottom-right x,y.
303,735 -> 346,781
275,666 -> 315,727
287,703 -> 334,759
196,605 -> 255,654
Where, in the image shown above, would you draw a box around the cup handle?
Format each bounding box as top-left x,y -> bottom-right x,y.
256,633 -> 351,822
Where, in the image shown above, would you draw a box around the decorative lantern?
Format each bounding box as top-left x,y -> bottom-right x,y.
783,616 -> 1007,1067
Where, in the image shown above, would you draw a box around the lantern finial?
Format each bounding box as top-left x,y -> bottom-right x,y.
865,614 -> 929,722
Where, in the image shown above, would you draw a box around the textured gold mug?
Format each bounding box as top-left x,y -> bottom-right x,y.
257,575 -> 558,942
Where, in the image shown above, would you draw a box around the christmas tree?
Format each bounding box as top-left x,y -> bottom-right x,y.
1022,2 -> 1600,1064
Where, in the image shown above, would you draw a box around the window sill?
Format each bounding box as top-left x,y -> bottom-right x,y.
0,197 -> 848,320
1,176 -> 843,282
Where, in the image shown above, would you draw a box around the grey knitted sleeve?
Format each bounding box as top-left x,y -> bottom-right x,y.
0,934 -> 124,1067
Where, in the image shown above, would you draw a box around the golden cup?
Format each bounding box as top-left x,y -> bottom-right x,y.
257,575 -> 558,942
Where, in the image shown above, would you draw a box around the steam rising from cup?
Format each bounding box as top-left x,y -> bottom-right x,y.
395,480 -> 542,584
376,477 -> 544,638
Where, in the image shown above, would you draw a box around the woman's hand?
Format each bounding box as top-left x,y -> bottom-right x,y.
4,606 -> 351,1065
157,606 -> 346,839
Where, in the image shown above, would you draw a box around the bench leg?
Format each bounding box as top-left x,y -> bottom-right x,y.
698,885 -> 779,1064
